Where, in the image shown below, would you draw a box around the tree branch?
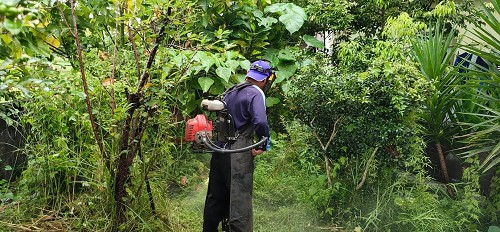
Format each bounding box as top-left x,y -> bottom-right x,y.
110,1 -> 120,116
356,147 -> 378,190
126,13 -> 142,82
310,116 -> 343,151
57,1 -> 75,38
67,0 -> 106,168
135,14 -> 170,94
310,115 -> 343,188
128,25 -> 141,81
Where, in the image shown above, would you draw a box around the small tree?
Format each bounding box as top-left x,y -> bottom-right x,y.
412,22 -> 462,185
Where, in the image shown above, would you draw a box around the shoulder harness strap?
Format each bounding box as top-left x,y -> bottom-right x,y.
221,82 -> 253,97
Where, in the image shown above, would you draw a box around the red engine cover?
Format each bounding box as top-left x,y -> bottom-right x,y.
185,114 -> 213,142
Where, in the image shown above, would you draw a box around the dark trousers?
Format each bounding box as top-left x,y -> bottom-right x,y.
203,153 -> 231,231
203,129 -> 255,232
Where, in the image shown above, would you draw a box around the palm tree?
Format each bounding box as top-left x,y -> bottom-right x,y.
412,22 -> 462,184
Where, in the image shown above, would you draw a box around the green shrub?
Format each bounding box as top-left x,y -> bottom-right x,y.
282,12 -> 485,231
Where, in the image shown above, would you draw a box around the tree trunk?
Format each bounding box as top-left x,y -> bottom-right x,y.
324,153 -> 332,188
114,100 -> 139,228
436,142 -> 450,183
436,142 -> 457,197
112,10 -> 170,229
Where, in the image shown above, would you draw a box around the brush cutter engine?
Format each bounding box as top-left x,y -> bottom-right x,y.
184,99 -> 267,153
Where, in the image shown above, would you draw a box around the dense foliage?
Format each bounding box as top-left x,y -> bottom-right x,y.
290,13 -> 430,158
0,0 -> 498,231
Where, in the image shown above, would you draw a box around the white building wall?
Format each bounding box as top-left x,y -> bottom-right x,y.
457,0 -> 499,51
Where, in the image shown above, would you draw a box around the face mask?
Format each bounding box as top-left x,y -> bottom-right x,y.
262,71 -> 276,94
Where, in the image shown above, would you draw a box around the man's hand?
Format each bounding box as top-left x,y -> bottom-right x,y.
251,149 -> 264,157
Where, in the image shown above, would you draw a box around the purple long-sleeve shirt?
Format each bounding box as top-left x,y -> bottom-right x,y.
224,83 -> 270,149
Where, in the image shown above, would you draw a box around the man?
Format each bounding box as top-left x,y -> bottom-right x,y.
203,60 -> 274,232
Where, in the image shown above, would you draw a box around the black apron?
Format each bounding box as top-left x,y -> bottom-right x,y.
203,124 -> 255,232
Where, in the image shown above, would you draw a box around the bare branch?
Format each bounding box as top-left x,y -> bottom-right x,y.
356,147 -> 378,190
128,25 -> 141,81
55,5 -> 77,53
135,17 -> 168,93
110,1 -> 120,116
324,116 -> 344,150
310,116 -> 344,151
310,116 -> 344,189
310,117 -> 326,150
68,0 -> 106,167
57,1 -> 76,38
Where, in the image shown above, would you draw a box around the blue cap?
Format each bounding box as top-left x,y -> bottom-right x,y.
247,60 -> 271,81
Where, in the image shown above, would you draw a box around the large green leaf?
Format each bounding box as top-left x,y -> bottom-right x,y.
172,51 -> 187,67
258,16 -> 278,28
277,49 -> 295,62
275,62 -> 297,84
226,60 -> 240,72
240,60 -> 251,71
264,3 -> 306,34
196,51 -> 215,73
209,80 -> 225,95
303,35 -> 325,48
216,67 -> 232,83
264,3 -> 287,13
198,77 -> 214,93
181,93 -> 197,116
225,51 -> 241,61
4,18 -> 22,34
281,81 -> 291,95
266,97 -> 280,107
278,13 -> 304,34
489,226 -> 500,232
198,0 -> 209,12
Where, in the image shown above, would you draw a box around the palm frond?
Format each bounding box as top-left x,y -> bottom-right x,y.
457,0 -> 500,172
412,22 -> 464,141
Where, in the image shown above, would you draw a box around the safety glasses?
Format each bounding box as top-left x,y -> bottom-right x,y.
250,63 -> 270,74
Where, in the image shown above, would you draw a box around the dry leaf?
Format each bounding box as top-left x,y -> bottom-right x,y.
102,77 -> 113,87
98,51 -> 109,60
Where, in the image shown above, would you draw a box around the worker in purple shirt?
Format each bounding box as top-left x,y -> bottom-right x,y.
203,60 -> 275,232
